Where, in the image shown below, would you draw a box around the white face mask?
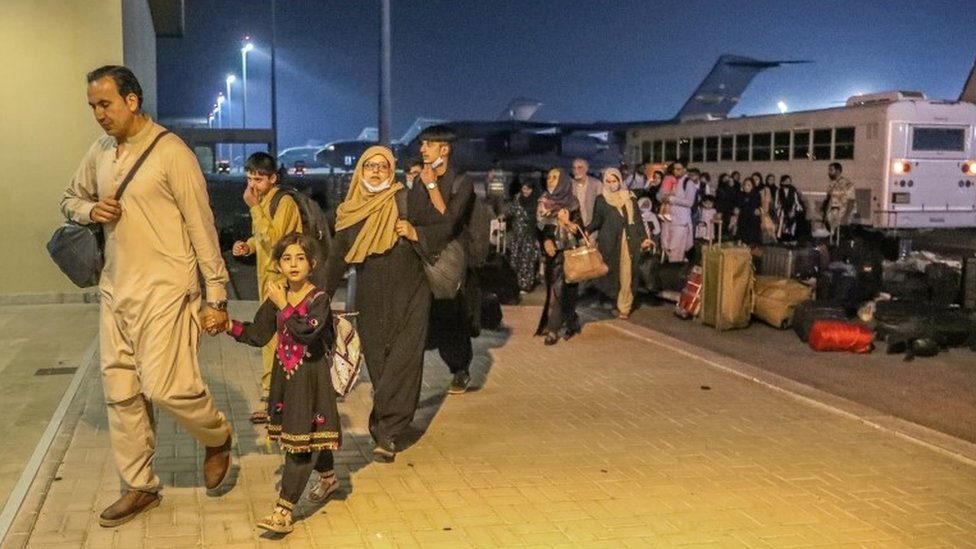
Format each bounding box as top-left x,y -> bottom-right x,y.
362,177 -> 392,193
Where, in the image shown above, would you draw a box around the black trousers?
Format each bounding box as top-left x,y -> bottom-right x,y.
361,298 -> 430,445
428,292 -> 474,374
279,450 -> 334,505
544,254 -> 580,335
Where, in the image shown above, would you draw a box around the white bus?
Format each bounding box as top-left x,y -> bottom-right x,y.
625,91 -> 976,230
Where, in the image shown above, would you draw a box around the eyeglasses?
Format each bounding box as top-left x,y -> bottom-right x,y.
363,161 -> 391,172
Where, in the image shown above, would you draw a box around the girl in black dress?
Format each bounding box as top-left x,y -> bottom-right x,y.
217,232 -> 340,535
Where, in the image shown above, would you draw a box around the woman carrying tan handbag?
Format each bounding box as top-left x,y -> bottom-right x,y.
535,167 -> 586,346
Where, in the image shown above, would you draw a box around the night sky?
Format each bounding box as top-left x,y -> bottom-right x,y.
156,0 -> 976,149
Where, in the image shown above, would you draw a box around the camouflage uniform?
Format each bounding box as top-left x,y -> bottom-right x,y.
825,175 -> 855,230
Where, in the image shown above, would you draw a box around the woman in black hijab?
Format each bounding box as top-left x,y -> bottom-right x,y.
734,177 -> 763,245
506,178 -> 542,292
535,167 -> 584,345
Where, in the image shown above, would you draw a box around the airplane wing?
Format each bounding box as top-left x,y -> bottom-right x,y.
675,55 -> 811,121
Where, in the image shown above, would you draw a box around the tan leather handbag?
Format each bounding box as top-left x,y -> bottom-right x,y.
563,231 -> 609,284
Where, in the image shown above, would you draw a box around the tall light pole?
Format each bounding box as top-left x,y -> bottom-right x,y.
379,0 -> 392,145
270,0 -> 278,156
241,37 -> 254,161
226,74 -> 236,167
241,38 -> 254,129
216,94 -> 225,158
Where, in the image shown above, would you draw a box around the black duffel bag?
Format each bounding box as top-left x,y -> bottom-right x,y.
46,221 -> 105,287
793,300 -> 848,342
47,131 -> 170,288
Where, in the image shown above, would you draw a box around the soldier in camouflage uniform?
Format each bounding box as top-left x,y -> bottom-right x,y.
824,162 -> 856,233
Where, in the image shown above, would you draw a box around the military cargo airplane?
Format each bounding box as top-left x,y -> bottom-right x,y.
314,55 -> 808,174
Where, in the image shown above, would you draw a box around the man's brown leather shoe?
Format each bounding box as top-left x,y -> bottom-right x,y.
203,434 -> 232,490
98,490 -> 160,527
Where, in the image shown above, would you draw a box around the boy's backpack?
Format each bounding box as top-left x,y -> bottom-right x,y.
271,187 -> 332,260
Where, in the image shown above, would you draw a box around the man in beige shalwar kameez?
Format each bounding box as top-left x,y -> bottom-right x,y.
60,66 -> 233,527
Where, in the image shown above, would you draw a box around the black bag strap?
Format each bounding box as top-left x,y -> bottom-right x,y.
270,186 -> 298,218
113,130 -> 171,200
394,186 -> 409,219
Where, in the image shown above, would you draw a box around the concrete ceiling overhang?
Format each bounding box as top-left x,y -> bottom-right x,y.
148,0 -> 185,37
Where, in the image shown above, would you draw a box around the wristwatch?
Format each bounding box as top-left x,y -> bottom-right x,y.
207,300 -> 228,311
425,181 -> 437,190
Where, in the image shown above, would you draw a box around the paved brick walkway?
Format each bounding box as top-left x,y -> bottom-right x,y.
3,303 -> 976,548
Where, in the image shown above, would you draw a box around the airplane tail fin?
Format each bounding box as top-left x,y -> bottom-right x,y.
497,98 -> 543,121
959,56 -> 976,104
675,55 -> 811,121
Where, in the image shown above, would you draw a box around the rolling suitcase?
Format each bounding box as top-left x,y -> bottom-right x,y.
793,300 -> 848,342
759,244 -> 819,279
699,225 -> 754,330
479,251 -> 520,305
480,292 -> 503,330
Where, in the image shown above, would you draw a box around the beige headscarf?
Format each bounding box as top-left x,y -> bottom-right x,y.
602,168 -> 635,224
334,145 -> 404,264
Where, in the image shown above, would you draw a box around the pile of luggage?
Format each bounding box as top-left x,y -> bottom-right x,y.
671,234 -> 976,359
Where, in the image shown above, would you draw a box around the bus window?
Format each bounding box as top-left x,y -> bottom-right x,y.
735,134 -> 750,162
912,127 -> 966,151
773,131 -> 790,161
706,136 -> 719,162
752,132 -> 771,161
720,136 -> 733,161
834,127 -> 855,159
678,137 -> 690,160
812,128 -> 832,160
692,137 -> 704,163
653,140 -> 664,163
793,130 -> 810,160
664,140 -> 677,162
641,140 -> 651,163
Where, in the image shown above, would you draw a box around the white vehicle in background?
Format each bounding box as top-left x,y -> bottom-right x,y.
627,90 -> 976,230
278,146 -> 325,175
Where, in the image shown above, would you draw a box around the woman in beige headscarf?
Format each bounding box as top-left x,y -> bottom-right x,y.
321,145 -> 436,463
585,167 -> 652,319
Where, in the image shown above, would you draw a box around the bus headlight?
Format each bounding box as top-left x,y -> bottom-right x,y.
893,160 -> 912,174
963,161 -> 976,176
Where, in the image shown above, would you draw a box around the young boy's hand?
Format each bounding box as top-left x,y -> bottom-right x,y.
243,186 -> 261,208
232,240 -> 251,256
